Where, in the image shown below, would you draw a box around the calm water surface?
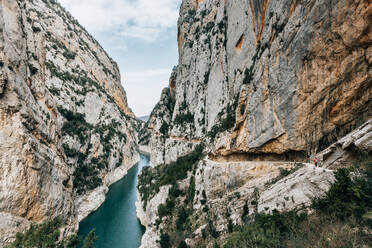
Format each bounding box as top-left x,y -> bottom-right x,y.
78,154 -> 149,248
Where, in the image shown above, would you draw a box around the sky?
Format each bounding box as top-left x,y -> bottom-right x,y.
58,0 -> 182,117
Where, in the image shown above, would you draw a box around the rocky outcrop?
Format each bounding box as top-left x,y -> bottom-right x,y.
138,0 -> 372,246
0,0 -> 139,245
317,118 -> 372,169
188,160 -> 334,245
144,0 -> 371,166
137,153 -> 335,247
136,185 -> 171,248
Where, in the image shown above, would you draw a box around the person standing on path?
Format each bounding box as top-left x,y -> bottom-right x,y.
313,157 -> 319,167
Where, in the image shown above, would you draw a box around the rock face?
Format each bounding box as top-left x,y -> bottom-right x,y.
189,160 -> 334,244
137,154 -> 336,248
0,0 -> 139,245
136,185 -> 171,248
317,119 -> 372,169
138,0 -> 372,246
145,0 -> 371,165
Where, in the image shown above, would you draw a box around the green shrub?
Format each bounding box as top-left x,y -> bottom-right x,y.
243,67 -> 253,84
29,64 -> 38,75
204,21 -> 215,33
208,220 -> 219,238
32,26 -> 41,33
159,122 -> 169,135
204,70 -> 210,84
208,96 -> 239,139
59,108 -> 91,145
266,163 -> 304,186
159,233 -> 170,248
176,207 -> 190,231
188,9 -> 196,17
185,176 -> 195,204
178,241 -> 188,248
174,111 -> 194,125
224,219 -> 281,248
138,144 -> 205,209
242,200 -> 249,220
312,164 -> 372,220
49,86 -> 60,95
62,144 -> 79,157
158,200 -> 174,219
63,50 -> 76,60
227,219 -> 234,233
82,230 -> 97,248
73,159 -> 102,194
179,101 -> 188,112
4,217 -> 96,248
208,111 -> 235,139
220,163 -> 372,248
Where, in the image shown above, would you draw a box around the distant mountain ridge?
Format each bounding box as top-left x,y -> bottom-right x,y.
138,115 -> 150,122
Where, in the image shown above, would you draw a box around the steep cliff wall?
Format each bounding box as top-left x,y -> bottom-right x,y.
0,0 -> 139,245
138,0 -> 372,247
146,0 -> 371,165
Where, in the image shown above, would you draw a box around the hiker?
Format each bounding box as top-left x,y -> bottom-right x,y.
313,157 -> 319,167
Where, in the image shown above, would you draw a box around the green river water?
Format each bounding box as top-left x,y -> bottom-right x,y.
78,154 -> 149,247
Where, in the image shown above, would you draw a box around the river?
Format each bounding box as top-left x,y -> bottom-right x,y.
78,154 -> 149,247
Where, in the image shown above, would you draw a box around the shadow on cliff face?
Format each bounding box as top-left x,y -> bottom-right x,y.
210,150 -> 307,163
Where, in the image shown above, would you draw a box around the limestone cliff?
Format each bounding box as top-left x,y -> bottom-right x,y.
138,0 -> 372,247
146,0 -> 371,165
0,0 -> 139,245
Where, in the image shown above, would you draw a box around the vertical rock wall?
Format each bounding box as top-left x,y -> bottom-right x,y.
146,0 -> 371,165
0,0 -> 139,245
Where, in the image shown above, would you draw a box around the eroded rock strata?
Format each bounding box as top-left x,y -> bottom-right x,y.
0,0 -> 139,245
146,0 -> 371,165
138,0 -> 372,247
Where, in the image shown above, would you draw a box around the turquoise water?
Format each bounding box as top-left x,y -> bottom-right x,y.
78,155 -> 149,248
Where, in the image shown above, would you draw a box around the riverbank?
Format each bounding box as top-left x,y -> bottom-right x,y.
78,154 -> 149,248
76,152 -> 141,222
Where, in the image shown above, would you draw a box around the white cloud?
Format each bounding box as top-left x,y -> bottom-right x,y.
122,68 -> 172,116
58,0 -> 181,41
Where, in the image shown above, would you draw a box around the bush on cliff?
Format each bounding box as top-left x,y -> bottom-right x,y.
220,160 -> 372,248
138,144 -> 205,209
5,217 -> 96,248
174,111 -> 194,125
312,164 -> 372,221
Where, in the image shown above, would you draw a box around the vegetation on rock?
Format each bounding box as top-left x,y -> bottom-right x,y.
5,217 -> 96,248
138,144 -> 205,209
221,160 -> 372,248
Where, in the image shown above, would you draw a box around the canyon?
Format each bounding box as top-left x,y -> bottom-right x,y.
0,0 -> 371,247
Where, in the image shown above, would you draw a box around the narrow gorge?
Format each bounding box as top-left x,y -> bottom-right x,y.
0,0 -> 371,248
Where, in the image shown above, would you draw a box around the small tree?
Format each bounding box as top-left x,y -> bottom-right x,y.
159,232 -> 170,248
178,240 -> 188,248
82,230 -> 97,248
